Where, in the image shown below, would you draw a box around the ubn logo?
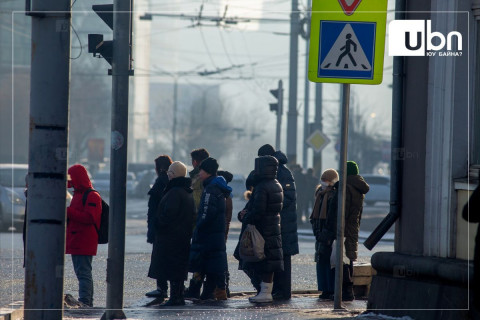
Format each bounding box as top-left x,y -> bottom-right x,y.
389,20 -> 463,57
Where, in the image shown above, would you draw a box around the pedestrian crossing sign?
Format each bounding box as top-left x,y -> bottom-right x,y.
308,0 -> 388,85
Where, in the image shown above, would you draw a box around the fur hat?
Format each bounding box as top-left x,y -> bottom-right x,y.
167,161 -> 187,179
199,157 -> 219,176
347,161 -> 359,176
321,169 -> 339,184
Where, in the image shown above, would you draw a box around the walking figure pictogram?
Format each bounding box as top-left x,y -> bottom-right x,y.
336,33 -> 357,67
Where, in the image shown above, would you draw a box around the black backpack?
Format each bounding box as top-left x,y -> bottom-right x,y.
82,189 -> 109,244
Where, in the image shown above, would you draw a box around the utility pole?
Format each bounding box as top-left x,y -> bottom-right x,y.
313,83 -> 323,175
334,84 -> 350,309
302,0 -> 312,169
287,0 -> 299,164
270,80 -> 284,150
24,0 -> 71,319
172,78 -> 178,159
103,1 -> 132,319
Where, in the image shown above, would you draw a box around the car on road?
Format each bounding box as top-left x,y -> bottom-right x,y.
362,174 -> 390,206
92,171 -> 137,198
0,164 -> 27,231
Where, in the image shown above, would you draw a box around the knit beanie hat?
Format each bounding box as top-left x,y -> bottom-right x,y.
258,144 -> 275,156
321,169 -> 339,184
199,157 -> 219,176
347,161 -> 359,176
167,161 -> 187,179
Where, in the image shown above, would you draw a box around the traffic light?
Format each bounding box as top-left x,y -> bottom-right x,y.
269,80 -> 283,115
88,4 -> 113,66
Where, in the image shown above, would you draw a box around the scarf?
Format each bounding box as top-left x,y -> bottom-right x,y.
310,185 -> 333,220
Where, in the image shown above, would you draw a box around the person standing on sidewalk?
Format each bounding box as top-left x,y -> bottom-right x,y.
188,157 -> 232,301
146,155 -> 172,299
310,169 -> 339,300
149,161 -> 195,307
258,144 -> 298,300
243,155 -> 284,303
66,164 -> 102,307
217,170 -> 233,297
184,148 -> 210,298
341,161 -> 369,301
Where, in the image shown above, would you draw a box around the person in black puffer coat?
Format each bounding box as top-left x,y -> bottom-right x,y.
258,144 -> 299,300
146,155 -> 172,299
188,157 -> 232,301
149,161 -> 195,306
242,155 -> 284,303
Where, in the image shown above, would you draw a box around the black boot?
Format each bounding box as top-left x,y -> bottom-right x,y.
184,278 -> 202,299
225,271 -> 231,298
200,278 -> 215,300
161,281 -> 185,306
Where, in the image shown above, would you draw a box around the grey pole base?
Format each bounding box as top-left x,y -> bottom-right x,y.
101,310 -> 127,320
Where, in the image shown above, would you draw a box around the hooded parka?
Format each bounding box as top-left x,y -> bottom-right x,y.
272,151 -> 299,256
243,156 -> 284,274
344,175 -> 369,260
189,176 -> 232,275
66,165 -> 102,256
148,177 -> 195,281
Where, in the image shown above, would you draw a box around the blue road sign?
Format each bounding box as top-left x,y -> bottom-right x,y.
318,21 -> 376,80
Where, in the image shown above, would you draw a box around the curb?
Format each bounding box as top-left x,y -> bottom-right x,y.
0,301 -> 23,320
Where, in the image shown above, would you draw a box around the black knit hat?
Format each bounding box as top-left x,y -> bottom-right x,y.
258,144 -> 275,156
199,157 -> 219,176
347,161 -> 359,176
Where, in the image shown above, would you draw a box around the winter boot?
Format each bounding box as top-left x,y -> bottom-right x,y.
214,287 -> 228,301
249,282 -> 273,303
161,282 -> 185,307
184,277 -> 202,299
225,271 -> 231,298
200,279 -> 215,300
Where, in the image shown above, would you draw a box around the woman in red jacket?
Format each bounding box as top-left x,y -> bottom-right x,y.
66,164 -> 102,307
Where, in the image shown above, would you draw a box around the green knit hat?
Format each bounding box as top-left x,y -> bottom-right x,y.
346,161 -> 359,176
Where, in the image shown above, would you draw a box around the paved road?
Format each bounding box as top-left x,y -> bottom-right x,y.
0,197 -> 393,308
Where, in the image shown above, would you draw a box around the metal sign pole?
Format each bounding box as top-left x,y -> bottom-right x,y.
334,83 -> 350,309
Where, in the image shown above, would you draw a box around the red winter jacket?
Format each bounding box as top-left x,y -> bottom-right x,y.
66,165 -> 102,256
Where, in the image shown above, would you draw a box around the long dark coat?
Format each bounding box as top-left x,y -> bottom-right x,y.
243,156 -> 284,274
188,176 -> 232,275
148,177 -> 195,281
147,172 -> 169,243
273,151 -> 299,256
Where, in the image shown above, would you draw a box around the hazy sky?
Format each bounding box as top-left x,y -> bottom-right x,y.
134,0 -> 396,174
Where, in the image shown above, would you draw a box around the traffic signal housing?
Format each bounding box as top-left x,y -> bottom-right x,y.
269,80 -> 283,115
88,4 -> 113,66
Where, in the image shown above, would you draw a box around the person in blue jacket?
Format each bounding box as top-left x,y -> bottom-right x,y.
188,157 -> 232,301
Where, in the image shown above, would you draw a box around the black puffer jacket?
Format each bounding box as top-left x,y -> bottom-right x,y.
243,156 -> 284,274
148,177 -> 195,281
273,151 -> 299,256
147,172 -> 169,243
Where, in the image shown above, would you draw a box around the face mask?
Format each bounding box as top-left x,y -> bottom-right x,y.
320,181 -> 329,188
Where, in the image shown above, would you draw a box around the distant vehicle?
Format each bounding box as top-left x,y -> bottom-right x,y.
92,171 -> 137,197
126,172 -> 137,196
92,171 -> 110,197
229,174 -> 246,199
362,174 -> 390,206
134,169 -> 156,198
0,164 -> 27,231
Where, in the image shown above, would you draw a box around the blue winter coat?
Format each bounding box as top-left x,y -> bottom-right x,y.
273,151 -> 299,256
188,175 -> 232,274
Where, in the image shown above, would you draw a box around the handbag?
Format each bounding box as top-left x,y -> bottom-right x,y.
239,224 -> 266,262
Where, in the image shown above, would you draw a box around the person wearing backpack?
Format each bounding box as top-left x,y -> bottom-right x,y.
66,164 -> 102,307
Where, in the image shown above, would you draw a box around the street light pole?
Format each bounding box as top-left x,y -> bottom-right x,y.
172,78 -> 178,159
287,0 -> 299,163
302,0 -> 312,169
103,0 -> 131,319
